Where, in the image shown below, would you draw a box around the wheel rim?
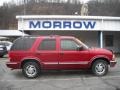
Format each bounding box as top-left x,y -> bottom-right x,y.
25,65 -> 37,77
95,63 -> 106,75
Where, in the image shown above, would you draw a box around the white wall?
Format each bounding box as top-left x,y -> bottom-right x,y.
17,15 -> 120,31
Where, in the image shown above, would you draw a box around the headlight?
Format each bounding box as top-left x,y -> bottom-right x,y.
112,54 -> 115,60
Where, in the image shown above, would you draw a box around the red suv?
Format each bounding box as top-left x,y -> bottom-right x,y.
6,35 -> 116,78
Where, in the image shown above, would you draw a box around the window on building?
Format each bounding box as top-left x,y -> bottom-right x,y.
105,35 -> 114,47
39,39 -> 56,50
61,39 -> 78,50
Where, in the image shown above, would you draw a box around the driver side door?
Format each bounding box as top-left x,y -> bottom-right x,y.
59,39 -> 89,69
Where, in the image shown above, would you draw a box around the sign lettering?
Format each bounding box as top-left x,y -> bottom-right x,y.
29,20 -> 96,30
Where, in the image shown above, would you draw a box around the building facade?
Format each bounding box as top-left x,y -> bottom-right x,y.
16,15 -> 120,53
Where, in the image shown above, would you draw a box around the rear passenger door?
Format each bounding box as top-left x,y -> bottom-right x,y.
36,38 -> 59,70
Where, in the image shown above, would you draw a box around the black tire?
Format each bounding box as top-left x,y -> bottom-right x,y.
22,62 -> 41,78
92,60 -> 108,76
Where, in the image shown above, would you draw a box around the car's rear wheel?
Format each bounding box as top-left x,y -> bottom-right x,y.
92,60 -> 108,76
22,62 -> 40,78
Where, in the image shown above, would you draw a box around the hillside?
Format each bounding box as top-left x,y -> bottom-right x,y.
0,0 -> 120,29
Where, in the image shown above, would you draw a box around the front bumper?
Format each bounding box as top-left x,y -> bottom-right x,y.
110,61 -> 117,67
6,62 -> 20,69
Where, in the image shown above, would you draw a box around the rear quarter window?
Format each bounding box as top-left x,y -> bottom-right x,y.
11,37 -> 36,51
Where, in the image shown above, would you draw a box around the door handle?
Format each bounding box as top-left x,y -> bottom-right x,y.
60,53 -> 64,55
36,52 -> 41,55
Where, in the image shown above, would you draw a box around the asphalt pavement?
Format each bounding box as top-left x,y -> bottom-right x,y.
0,55 -> 120,90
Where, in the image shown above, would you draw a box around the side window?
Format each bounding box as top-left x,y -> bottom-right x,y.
61,39 -> 78,50
38,39 -> 56,50
11,37 -> 36,50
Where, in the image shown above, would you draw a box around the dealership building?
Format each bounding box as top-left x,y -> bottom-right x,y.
16,15 -> 120,53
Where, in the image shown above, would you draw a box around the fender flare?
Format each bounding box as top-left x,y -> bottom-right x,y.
20,56 -> 42,68
88,55 -> 110,68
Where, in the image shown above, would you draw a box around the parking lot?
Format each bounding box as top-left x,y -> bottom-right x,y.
0,55 -> 120,90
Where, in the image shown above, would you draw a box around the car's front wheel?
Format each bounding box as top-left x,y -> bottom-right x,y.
22,62 -> 40,78
92,60 -> 108,76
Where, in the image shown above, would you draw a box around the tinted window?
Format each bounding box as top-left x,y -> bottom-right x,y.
38,39 -> 56,50
11,37 -> 36,50
61,39 -> 78,50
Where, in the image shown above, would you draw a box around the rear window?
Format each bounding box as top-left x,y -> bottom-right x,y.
11,37 -> 36,51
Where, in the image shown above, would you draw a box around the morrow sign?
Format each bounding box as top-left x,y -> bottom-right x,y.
17,15 -> 120,31
29,20 -> 96,30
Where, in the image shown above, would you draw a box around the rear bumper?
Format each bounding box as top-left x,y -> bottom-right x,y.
110,61 -> 117,67
6,62 -> 20,69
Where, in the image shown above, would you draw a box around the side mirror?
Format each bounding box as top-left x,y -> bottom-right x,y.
77,46 -> 83,51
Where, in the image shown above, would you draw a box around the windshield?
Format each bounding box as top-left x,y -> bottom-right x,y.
75,38 -> 89,49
